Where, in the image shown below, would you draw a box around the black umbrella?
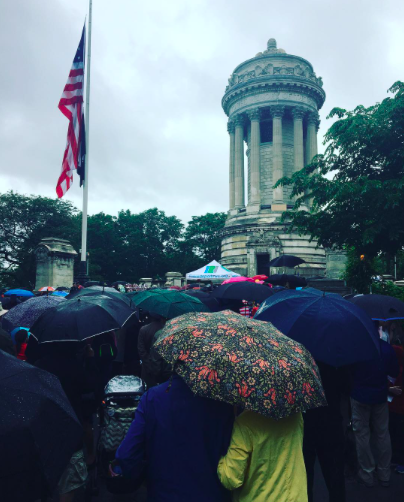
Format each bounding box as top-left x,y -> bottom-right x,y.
211,282 -> 274,303
83,280 -> 101,287
30,296 -> 136,343
0,350 -> 82,501
348,294 -> 404,321
268,255 -> 306,268
183,290 -> 222,312
267,274 -> 307,288
112,280 -> 129,286
68,285 -> 119,299
56,286 -> 70,291
66,288 -> 135,309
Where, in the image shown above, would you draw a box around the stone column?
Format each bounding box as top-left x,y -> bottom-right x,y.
234,114 -> 245,208
292,107 -> 305,174
270,106 -> 285,206
227,120 -> 235,210
247,108 -> 261,208
306,112 -> 319,164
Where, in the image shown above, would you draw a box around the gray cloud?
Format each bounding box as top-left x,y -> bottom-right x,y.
1,0 -> 403,222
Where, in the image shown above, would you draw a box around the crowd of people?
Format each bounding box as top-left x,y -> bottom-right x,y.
0,282 -> 403,502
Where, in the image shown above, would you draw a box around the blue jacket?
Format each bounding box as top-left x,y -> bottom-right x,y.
116,374 -> 234,502
351,339 -> 399,405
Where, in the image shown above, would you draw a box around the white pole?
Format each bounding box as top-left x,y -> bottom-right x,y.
80,0 -> 92,273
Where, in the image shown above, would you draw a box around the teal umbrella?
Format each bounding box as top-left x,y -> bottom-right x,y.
131,290 -> 209,319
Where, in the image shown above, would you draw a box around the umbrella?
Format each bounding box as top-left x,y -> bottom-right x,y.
347,294 -> 404,321
38,286 -> 55,292
252,275 -> 268,281
2,296 -> 66,334
211,282 -> 274,303
4,289 -> 34,297
131,289 -> 209,319
183,290 -> 222,312
30,296 -> 136,343
222,277 -> 255,285
84,281 -> 101,287
268,255 -> 306,268
154,311 -> 326,420
87,285 -> 120,293
56,286 -> 70,291
66,288 -> 134,308
254,288 -> 380,367
0,350 -> 82,501
51,291 -> 68,297
267,274 -> 307,287
112,280 -> 130,287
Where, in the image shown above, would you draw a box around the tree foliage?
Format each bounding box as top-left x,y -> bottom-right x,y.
277,81 -> 404,258
0,191 -> 226,288
0,191 -> 79,288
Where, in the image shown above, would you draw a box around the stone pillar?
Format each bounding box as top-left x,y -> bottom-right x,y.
271,106 -> 285,207
35,237 -> 77,289
228,120 -> 235,210
247,108 -> 261,208
292,107 -> 305,174
234,114 -> 245,208
306,112 -> 319,164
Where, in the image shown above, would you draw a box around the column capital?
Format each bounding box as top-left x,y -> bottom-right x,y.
307,111 -> 319,125
234,114 -> 245,127
227,120 -> 235,134
247,108 -> 261,121
270,105 -> 285,118
291,107 -> 305,120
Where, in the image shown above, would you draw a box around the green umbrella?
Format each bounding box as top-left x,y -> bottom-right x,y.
130,289 -> 209,319
154,310 -> 326,420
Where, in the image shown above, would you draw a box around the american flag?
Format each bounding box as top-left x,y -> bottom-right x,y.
56,25 -> 86,198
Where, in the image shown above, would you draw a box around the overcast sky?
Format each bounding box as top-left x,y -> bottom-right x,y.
1,0 -> 403,224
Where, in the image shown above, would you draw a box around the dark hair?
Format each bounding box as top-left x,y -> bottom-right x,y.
15,329 -> 28,354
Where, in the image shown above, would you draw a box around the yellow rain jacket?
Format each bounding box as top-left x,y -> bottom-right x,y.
218,410 -> 308,502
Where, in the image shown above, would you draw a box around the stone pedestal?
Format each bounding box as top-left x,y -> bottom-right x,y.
165,272 -> 184,287
325,249 -> 347,279
35,237 -> 77,290
139,278 -> 153,287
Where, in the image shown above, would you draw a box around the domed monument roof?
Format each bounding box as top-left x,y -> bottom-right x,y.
222,38 -> 325,117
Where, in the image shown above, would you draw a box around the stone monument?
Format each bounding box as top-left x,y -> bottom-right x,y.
35,237 -> 77,290
221,38 -> 329,277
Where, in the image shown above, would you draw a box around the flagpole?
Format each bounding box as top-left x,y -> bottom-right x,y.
79,0 -> 92,280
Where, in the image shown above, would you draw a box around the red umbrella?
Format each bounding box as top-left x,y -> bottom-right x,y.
252,275 -> 268,281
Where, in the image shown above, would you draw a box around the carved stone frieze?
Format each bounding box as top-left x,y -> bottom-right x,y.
226,63 -> 323,92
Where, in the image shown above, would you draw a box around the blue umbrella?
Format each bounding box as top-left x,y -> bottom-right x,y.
254,288 -> 380,367
4,289 -> 34,297
2,296 -> 66,334
51,291 -> 69,297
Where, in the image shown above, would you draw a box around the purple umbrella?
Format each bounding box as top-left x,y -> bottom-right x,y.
2,296 -> 66,334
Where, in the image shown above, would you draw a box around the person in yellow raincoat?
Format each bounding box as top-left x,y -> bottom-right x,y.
217,410 -> 308,502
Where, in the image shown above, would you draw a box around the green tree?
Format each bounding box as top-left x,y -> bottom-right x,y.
183,212 -> 227,262
0,191 -> 79,288
277,81 -> 404,258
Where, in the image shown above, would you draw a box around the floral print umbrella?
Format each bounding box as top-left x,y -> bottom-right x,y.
154,310 -> 326,420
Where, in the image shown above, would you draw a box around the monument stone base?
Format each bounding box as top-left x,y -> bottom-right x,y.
35,237 -> 77,290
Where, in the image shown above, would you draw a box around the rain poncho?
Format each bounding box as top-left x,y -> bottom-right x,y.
218,410 -> 307,502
